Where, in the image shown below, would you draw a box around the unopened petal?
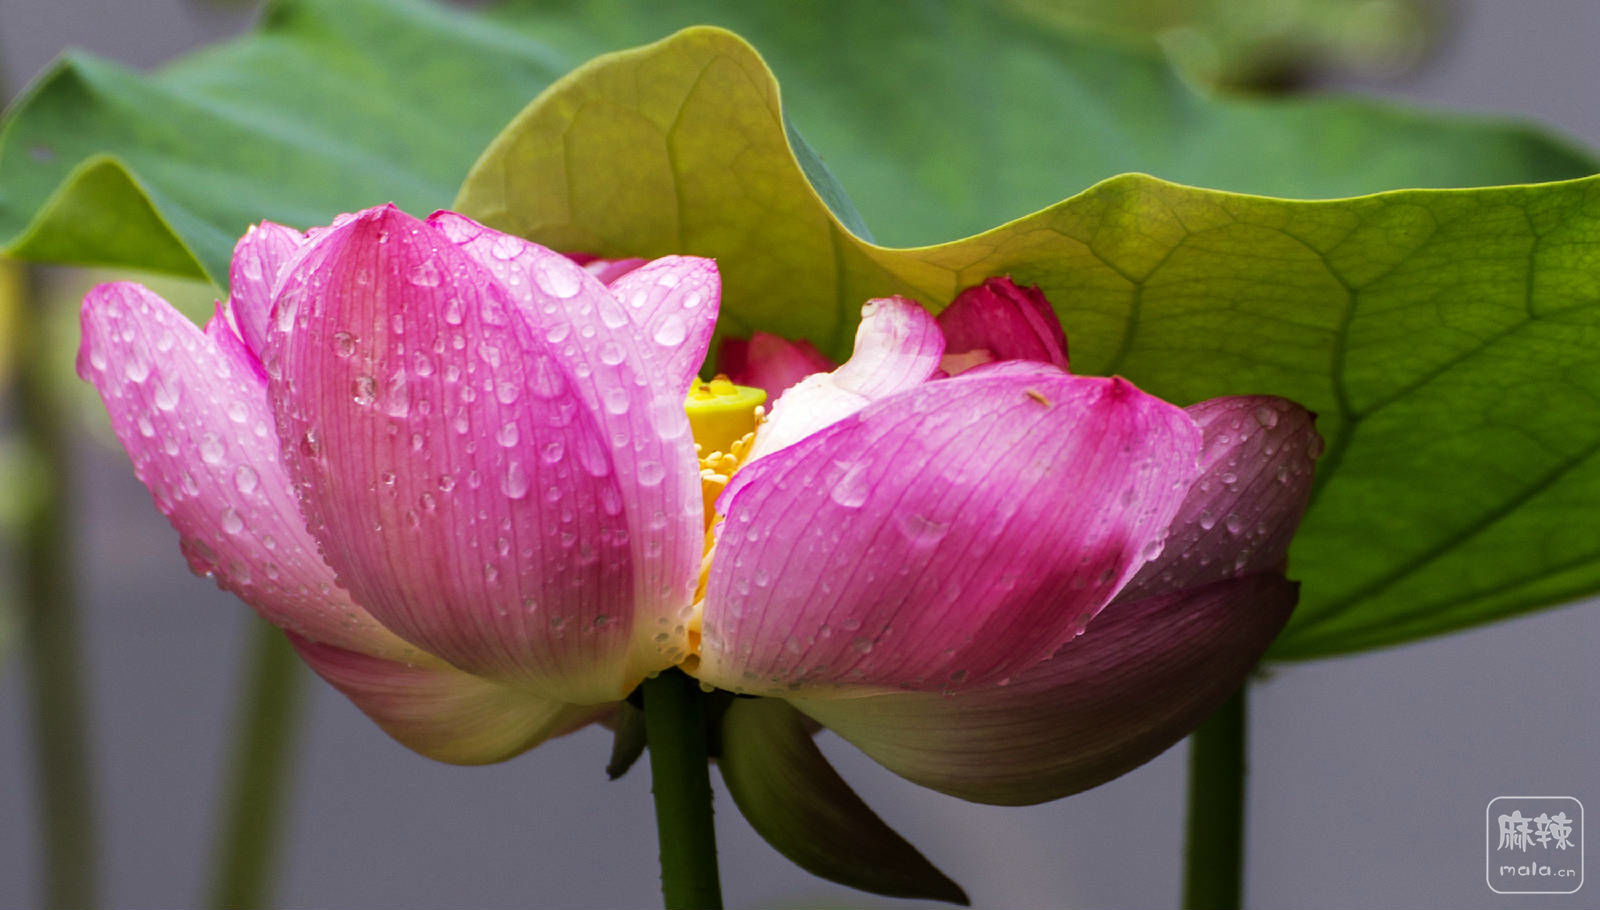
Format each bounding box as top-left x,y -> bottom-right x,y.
78,282 -> 414,659
696,370 -> 1201,695
290,633 -> 605,765
746,297 -> 944,462
1119,395 -> 1321,602
267,206 -> 697,704
793,573 -> 1295,805
228,221 -> 306,359
936,276 -> 1068,372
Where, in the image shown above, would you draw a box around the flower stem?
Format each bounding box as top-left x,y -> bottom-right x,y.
8,258 -> 98,909
1183,686 -> 1247,910
205,620 -> 304,909
642,670 -> 723,910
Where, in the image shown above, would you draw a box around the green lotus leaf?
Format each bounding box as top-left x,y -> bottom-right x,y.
458,26 -> 1600,659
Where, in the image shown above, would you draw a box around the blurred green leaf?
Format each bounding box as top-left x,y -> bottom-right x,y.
459,27 -> 1600,659
1,0 -> 1592,282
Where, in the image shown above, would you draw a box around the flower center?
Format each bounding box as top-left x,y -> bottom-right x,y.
681,376 -> 765,668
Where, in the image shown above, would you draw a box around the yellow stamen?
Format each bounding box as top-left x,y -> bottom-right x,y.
679,376 -> 766,671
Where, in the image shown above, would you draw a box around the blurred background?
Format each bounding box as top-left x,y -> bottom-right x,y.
0,1 -> 1596,908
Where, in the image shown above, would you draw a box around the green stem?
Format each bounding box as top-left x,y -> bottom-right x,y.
642,670 -> 723,910
206,620 -> 304,910
1183,686 -> 1248,910
9,259 -> 98,909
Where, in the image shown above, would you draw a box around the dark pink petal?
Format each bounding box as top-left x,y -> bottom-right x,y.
792,573 -> 1295,805
936,277 -> 1069,372
1118,396 -> 1321,603
745,297 -> 944,462
78,282 -> 417,659
575,255 -> 648,285
267,206 -> 699,704
720,332 -> 836,404
228,221 -> 306,359
696,370 -> 1202,695
602,255 -> 721,395
290,633 -> 605,765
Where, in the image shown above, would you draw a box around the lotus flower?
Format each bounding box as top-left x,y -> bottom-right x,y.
79,204 -> 1319,804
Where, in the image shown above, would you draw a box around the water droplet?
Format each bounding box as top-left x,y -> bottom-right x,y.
826,461 -> 871,508
1307,434 -> 1326,459
152,378 -> 180,411
501,462 -> 530,499
199,434 -> 225,465
332,331 -> 355,358
234,465 -> 259,495
221,507 -> 244,535
352,375 -> 377,405
598,341 -> 625,365
483,562 -> 500,583
407,259 -> 441,287
1254,405 -> 1279,429
850,637 -> 873,654
240,254 -> 263,281
653,314 -> 687,347
534,259 -> 581,298
1198,509 -> 1218,531
124,354 -> 151,383
636,460 -> 665,486
490,234 -> 523,260
897,512 -> 949,545
1225,514 -> 1245,535
496,422 -> 520,447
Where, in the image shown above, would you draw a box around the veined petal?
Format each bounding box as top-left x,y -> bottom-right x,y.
228,221 -> 306,359
696,371 -> 1202,695
792,573 -> 1295,805
78,282 -> 416,659
936,277 -> 1068,372
289,633 -> 605,765
746,297 -> 944,462
1119,396 -> 1321,602
720,332 -> 835,404
266,205 -> 697,704
430,211 -> 706,688
602,255 -> 721,395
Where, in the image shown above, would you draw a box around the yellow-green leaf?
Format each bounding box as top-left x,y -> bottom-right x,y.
459,27 -> 1600,659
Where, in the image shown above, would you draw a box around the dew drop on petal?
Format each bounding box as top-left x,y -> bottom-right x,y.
496,422 -> 520,448
1254,405 -> 1279,429
221,508 -> 244,535
407,259 -> 441,288
501,462 -> 530,499
534,259 -> 581,298
199,434 -> 225,465
352,375 -> 377,406
332,331 -> 356,358
234,465 -> 259,495
653,314 -> 687,347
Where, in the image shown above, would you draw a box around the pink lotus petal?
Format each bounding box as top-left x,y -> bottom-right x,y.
696,370 -> 1202,695
602,255 -> 722,395
430,212 -> 706,675
228,221 -> 306,358
78,282 -> 417,659
267,206 -> 697,704
289,633 -> 605,765
936,276 -> 1069,372
1118,395 -> 1321,603
720,332 -> 836,404
745,297 -> 944,462
792,573 -> 1295,805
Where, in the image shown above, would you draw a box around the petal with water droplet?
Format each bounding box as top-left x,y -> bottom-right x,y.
696,371 -> 1201,695
77,281 -> 416,659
